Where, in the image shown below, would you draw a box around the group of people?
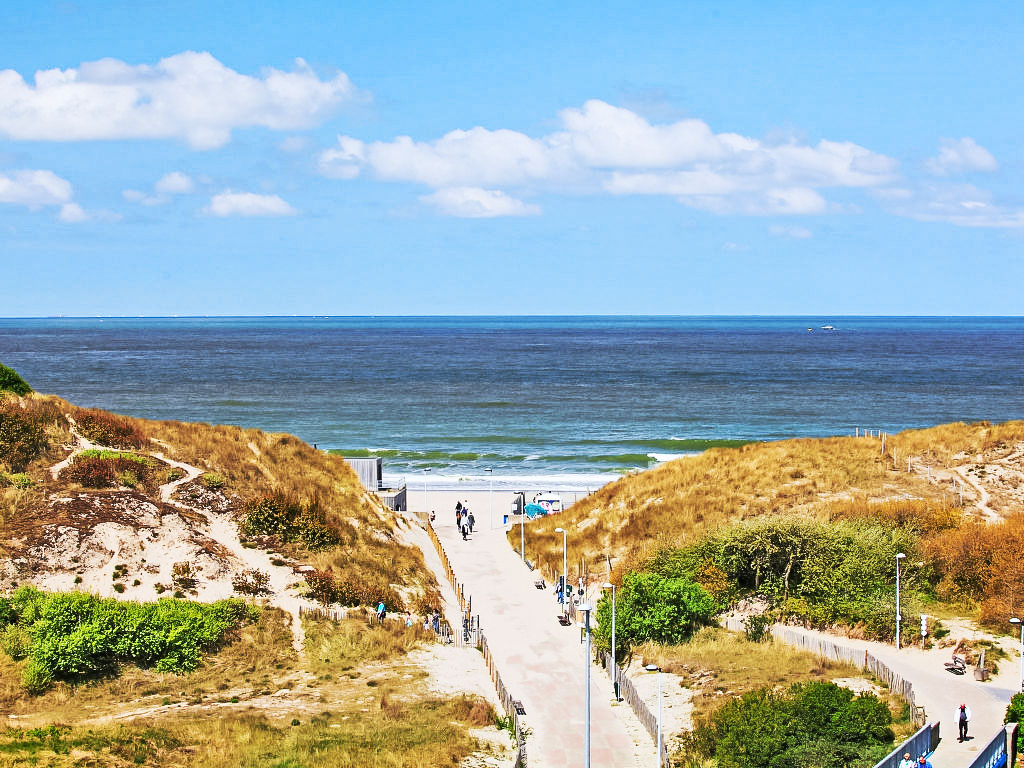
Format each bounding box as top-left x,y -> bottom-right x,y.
899,755 -> 933,768
376,601 -> 444,635
455,501 -> 475,540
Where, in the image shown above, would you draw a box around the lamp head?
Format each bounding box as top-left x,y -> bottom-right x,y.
603,582 -> 614,590
1011,617 -> 1022,625
579,603 -> 592,613
644,663 -> 659,672
555,527 -> 565,533
895,552 -> 906,559
484,467 -> 492,472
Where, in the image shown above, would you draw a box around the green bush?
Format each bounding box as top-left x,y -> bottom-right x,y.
0,587 -> 255,692
0,402 -> 48,472
0,625 -> 30,660
241,493 -> 339,550
593,571 -> 716,651
648,517 -> 922,639
680,681 -> 894,768
200,473 -> 226,489
0,472 -> 34,489
66,452 -> 153,488
0,364 -> 32,396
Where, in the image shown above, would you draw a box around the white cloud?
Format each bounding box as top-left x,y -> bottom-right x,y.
0,52 -> 357,149
204,190 -> 297,217
420,187 -> 541,218
278,135 -> 311,153
154,171 -> 194,195
0,169 -> 72,206
925,137 -> 998,176
319,99 -> 896,217
770,224 -> 813,239
886,183 -> 1024,228
58,203 -> 89,222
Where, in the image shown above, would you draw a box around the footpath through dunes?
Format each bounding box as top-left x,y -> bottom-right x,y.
434,518 -> 658,768
744,621 -> 1019,765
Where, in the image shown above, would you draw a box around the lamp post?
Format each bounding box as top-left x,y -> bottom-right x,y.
603,582 -> 618,700
1011,617 -> 1024,693
645,663 -> 663,764
423,468 -> 430,514
520,499 -> 525,564
555,527 -> 568,614
580,602 -> 593,768
895,552 -> 906,649
485,467 -> 493,529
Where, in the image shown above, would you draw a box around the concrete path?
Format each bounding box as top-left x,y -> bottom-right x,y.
768,624 -> 1017,765
436,519 -> 658,768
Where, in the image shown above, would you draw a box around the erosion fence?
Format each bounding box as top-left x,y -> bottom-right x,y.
597,650 -> 670,767
723,617 -> 928,727
425,520 -> 527,768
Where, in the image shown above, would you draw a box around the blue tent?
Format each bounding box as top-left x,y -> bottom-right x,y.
524,503 -> 546,519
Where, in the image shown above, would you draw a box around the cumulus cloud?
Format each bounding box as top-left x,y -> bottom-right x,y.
420,187 -> 541,218
0,52 -> 357,149
0,169 -> 72,206
154,171 -> 194,195
204,190 -> 297,217
319,99 -> 897,217
125,171 -> 197,206
925,137 -> 998,176
770,224 -> 813,239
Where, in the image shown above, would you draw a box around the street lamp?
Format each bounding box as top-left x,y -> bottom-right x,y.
580,602 -> 593,768
555,527 -> 568,614
520,497 -> 526,564
895,552 -> 906,649
1011,617 -> 1024,693
645,663 -> 663,764
423,468 -> 431,514
485,467 -> 493,529
603,582 -> 619,700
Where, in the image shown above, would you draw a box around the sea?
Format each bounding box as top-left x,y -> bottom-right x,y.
2,316 -> 1023,489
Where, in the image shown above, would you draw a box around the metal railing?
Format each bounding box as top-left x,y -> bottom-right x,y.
964,723 -> 1017,768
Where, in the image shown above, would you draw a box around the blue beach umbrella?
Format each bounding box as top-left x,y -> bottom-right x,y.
524,503 -> 546,518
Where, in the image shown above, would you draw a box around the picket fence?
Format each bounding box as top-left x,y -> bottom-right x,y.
425,520 -> 527,768
723,616 -> 927,726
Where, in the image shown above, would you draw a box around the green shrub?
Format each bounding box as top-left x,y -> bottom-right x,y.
232,569 -> 271,595
164,468 -> 184,483
1,586 -> 253,691
66,452 -> 153,488
241,493 -> 339,550
0,625 -> 31,660
118,470 -> 139,488
593,571 -> 716,651
113,583 -> 126,593
0,472 -> 34,489
648,517 -> 922,639
744,611 -> 774,643
200,473 -> 226,489
680,681 -> 894,768
0,364 -> 32,396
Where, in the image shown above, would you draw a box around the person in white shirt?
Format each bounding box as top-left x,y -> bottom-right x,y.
898,752 -> 914,768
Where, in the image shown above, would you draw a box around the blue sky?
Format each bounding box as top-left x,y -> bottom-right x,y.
1,0 -> 1022,316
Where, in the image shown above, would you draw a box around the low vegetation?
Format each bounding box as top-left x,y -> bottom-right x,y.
0,587 -> 254,693
0,364 -> 32,397
680,680 -> 895,768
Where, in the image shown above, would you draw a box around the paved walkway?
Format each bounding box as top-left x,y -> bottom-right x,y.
768,624 -> 1017,765
435,519 -> 657,768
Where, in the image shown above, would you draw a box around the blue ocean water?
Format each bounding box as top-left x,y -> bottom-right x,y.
2,316 -> 1023,479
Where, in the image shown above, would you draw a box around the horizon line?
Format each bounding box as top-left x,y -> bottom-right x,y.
3,314 -> 1024,320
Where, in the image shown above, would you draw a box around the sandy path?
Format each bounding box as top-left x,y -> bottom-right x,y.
48,416 -> 95,480
153,453 -> 312,651
435,519 -> 658,768
756,623 -> 1016,763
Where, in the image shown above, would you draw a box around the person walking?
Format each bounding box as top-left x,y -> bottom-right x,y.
467,511 -> 475,533
956,702 -> 972,742
375,601 -> 386,625
917,756 -> 932,768
898,753 -> 914,768
461,518 -> 469,541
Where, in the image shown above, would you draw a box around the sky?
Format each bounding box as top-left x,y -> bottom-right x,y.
1,0 -> 1022,316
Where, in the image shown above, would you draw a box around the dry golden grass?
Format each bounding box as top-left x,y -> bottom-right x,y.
635,627 -> 862,719
516,422 -> 1024,585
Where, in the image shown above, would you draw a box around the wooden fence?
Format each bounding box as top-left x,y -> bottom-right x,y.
424,520 -> 527,767
598,650 -> 670,767
724,617 -> 927,726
